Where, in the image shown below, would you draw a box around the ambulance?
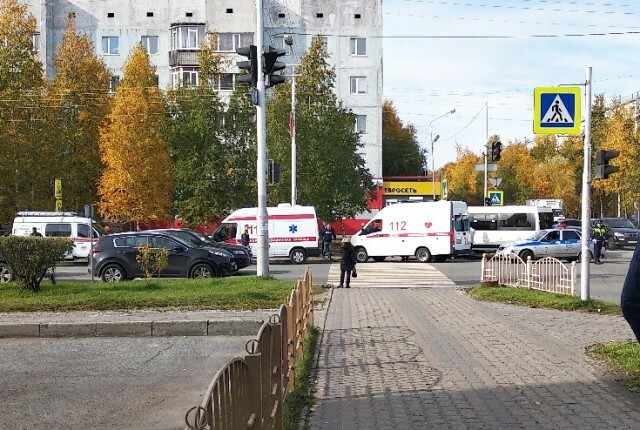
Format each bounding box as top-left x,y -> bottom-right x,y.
212,204 -> 321,264
12,212 -> 102,259
350,201 -> 471,263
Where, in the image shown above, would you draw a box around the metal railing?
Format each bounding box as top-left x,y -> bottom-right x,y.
481,252 -> 577,296
185,269 -> 314,430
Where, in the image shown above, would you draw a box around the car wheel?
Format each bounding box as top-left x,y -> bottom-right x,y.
290,248 -> 307,264
355,247 -> 369,263
372,256 -> 386,262
0,262 -> 14,283
101,264 -> 126,282
577,250 -> 592,263
519,250 -> 534,261
415,247 -> 432,263
190,263 -> 216,279
606,237 -> 616,250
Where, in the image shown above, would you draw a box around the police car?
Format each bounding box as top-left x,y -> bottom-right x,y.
497,228 -> 593,262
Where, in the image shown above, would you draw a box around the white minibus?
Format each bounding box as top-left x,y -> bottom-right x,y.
468,205 -> 554,252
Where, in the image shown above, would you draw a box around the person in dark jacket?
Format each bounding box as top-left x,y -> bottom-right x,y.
321,222 -> 336,259
622,241 -> 640,342
241,225 -> 250,247
338,236 -> 356,288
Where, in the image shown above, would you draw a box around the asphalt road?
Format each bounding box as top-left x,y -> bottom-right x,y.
0,336 -> 247,430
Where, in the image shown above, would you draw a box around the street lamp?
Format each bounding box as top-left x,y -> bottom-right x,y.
429,108 -> 456,200
284,36 -> 300,206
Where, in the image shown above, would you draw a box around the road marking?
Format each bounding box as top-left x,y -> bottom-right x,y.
327,262 -> 456,288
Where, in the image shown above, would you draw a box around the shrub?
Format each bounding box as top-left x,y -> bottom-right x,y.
135,243 -> 169,280
0,236 -> 73,292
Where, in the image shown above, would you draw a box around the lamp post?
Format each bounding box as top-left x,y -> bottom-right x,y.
284,36 -> 299,205
429,108 -> 456,200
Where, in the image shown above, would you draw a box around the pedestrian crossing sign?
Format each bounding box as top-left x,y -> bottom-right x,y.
533,87 -> 581,135
488,190 -> 503,206
441,179 -> 448,200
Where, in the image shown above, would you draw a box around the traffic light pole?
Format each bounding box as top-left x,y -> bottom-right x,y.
255,0 -> 269,277
484,102 -> 488,206
580,67 -> 593,301
291,66 -> 297,206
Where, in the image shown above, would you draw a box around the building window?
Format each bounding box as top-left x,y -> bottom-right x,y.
171,67 -> 199,87
354,13 -> 361,19
141,36 -> 158,55
226,8 -> 233,13
349,37 -> 366,56
216,33 -> 253,52
316,13 -> 324,18
315,35 -> 328,52
109,76 -> 120,93
278,13 -> 285,18
350,76 -> 367,94
355,115 -> 367,133
214,73 -> 234,91
146,12 -> 153,17
186,12 -> 193,17
171,26 -> 204,50
32,33 -> 40,51
107,12 -> 114,18
102,36 -> 119,55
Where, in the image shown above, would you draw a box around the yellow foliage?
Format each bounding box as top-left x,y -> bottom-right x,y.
97,45 -> 173,223
444,145 -> 482,204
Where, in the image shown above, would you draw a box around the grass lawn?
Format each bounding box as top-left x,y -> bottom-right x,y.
0,277 -> 312,312
590,341 -> 640,392
466,285 -> 621,315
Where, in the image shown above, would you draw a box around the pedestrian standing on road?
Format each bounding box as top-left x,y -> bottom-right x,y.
592,220 -> 609,265
321,222 -> 336,260
30,227 -> 42,237
338,236 -> 356,288
621,241 -> 640,342
241,225 -> 250,247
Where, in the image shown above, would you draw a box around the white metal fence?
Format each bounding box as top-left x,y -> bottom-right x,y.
481,252 -> 577,296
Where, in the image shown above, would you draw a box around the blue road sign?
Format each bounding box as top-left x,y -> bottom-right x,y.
488,190 -> 504,206
533,87 -> 581,135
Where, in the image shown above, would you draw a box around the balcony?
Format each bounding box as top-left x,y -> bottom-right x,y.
169,50 -> 200,67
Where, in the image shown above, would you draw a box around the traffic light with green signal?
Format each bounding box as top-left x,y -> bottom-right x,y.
595,150 -> 620,179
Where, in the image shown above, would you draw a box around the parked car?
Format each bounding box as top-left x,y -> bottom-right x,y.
497,228 -> 593,262
91,231 -> 235,282
590,217 -> 640,249
552,218 -> 582,229
147,228 -> 253,270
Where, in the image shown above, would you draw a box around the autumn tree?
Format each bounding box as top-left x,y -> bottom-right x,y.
97,44 -> 173,225
47,16 -> 111,212
495,140 -> 536,205
382,100 -> 425,176
265,37 -> 373,221
442,145 -> 483,205
0,0 -> 46,220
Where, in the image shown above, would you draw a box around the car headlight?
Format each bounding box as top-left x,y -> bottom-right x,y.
210,250 -> 232,258
233,250 -> 245,255
614,232 -> 624,237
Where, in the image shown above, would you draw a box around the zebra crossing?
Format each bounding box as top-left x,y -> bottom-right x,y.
326,260 -> 457,288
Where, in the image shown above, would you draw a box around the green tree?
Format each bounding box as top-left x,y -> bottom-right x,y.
265,37 -> 373,221
47,16 -> 111,212
382,100 -> 425,176
97,44 -> 173,225
0,0 -> 46,219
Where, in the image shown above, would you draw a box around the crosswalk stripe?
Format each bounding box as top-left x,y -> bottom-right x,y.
327,262 -> 456,288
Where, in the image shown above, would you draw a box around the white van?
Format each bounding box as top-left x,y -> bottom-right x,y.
468,205 -> 555,252
350,201 -> 471,263
212,205 -> 321,264
12,212 -> 102,259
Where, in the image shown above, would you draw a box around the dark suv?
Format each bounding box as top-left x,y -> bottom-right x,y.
147,228 -> 253,270
591,217 -> 640,249
91,231 -> 235,282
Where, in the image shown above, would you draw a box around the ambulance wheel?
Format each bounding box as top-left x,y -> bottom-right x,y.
372,256 -> 386,262
415,247 -> 432,263
355,247 -> 369,263
290,248 -> 307,264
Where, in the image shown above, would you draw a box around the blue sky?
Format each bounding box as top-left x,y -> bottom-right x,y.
383,0 -> 640,170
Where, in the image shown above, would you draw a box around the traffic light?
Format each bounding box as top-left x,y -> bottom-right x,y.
236,44 -> 258,88
263,46 -> 286,88
595,149 -> 620,179
491,141 -> 502,162
485,197 -> 492,206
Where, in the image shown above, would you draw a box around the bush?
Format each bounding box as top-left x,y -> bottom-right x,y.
0,236 -> 73,292
135,243 -> 169,280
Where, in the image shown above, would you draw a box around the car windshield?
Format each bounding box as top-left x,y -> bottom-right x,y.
188,230 -> 215,244
606,219 -> 635,229
527,230 -> 548,241
169,231 -> 206,247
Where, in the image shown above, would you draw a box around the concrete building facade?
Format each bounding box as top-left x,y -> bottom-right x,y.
25,0 -> 383,178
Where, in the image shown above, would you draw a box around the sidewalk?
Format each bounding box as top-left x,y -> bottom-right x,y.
309,263 -> 640,429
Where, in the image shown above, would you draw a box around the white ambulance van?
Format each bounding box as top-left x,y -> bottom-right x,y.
12,212 -> 102,259
212,204 -> 321,264
350,201 -> 471,263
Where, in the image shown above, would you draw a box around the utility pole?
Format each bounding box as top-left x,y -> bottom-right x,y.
291,65 -> 297,205
484,102 -> 488,206
255,0 -> 269,277
580,67 -> 593,301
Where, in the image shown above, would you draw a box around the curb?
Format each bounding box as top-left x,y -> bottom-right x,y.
0,319 -> 264,338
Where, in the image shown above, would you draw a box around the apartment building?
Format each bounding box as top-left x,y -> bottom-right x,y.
25,0 -> 383,178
